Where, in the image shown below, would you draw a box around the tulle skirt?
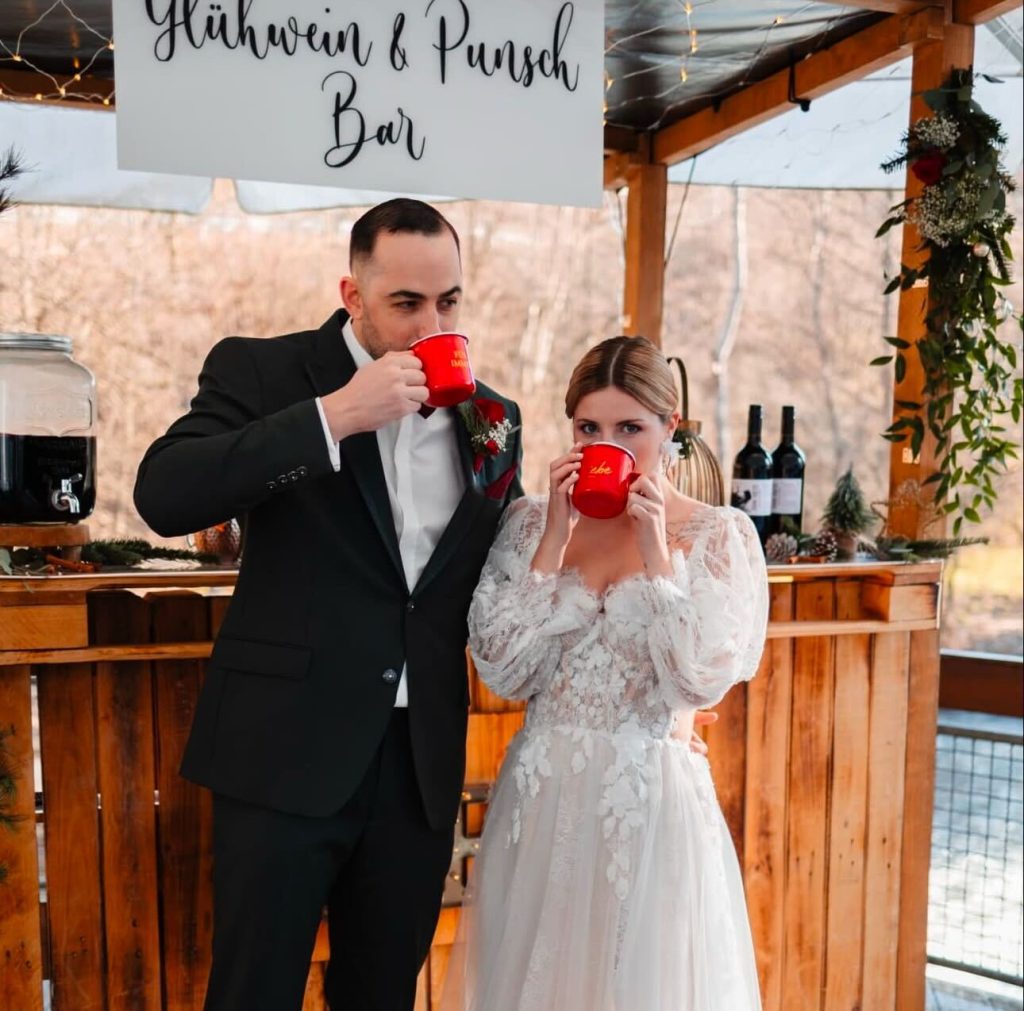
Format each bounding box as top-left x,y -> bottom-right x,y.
440,724 -> 762,1011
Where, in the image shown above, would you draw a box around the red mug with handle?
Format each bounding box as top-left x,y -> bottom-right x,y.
571,442 -> 639,519
410,332 -> 477,408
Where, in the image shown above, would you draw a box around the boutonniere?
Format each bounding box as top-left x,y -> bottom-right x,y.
457,397 -> 519,474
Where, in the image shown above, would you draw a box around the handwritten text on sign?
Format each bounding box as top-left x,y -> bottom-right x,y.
112,1 -> 603,206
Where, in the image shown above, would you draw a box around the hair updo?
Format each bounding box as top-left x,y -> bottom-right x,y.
564,335 -> 677,420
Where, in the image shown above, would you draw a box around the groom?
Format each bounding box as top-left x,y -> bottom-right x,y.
134,199 -> 523,1010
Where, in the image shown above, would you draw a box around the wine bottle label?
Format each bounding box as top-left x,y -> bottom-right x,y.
731,478 -> 773,517
772,478 -> 804,514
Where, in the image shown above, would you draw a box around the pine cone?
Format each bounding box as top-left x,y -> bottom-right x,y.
765,532 -> 798,564
807,530 -> 839,562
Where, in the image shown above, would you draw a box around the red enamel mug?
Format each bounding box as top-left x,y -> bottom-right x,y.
410,332 -> 477,408
571,442 -> 638,519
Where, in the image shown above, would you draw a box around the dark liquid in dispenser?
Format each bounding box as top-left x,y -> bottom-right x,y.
0,434 -> 97,522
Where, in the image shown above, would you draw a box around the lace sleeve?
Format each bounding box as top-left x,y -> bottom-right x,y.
639,508 -> 769,709
468,496 -> 585,700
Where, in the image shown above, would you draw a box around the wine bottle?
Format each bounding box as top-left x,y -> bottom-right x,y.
731,405 -> 773,544
770,405 -> 806,537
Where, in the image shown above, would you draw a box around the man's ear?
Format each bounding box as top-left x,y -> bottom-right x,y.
340,276 -> 363,319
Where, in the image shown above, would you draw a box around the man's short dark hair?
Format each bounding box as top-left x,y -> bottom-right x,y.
349,198 -> 460,267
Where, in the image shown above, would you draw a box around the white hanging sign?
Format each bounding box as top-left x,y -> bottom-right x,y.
112,0 -> 604,207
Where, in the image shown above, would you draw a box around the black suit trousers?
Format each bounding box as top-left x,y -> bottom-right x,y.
204,710 -> 455,1011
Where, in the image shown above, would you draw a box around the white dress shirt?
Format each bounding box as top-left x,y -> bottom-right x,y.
315,320 -> 466,706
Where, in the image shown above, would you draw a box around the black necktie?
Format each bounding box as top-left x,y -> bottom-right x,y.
418,405 -> 436,419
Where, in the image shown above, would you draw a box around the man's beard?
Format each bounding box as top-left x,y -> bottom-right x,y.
356,313 -> 388,360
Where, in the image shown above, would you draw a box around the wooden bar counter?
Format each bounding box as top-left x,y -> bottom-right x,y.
0,559 -> 942,1011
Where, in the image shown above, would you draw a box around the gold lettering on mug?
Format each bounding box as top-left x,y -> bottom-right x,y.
589,463 -> 613,475
450,354 -> 468,367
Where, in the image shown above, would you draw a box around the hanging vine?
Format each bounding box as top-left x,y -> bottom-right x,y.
874,69 -> 1023,534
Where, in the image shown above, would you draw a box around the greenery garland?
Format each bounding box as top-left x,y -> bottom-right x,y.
874,69 -> 1023,535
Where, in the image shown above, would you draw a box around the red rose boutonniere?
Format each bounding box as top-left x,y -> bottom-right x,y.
457,397 -> 519,476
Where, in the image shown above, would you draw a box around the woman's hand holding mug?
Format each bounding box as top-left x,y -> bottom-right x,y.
627,473 -> 674,580
531,445 -> 583,575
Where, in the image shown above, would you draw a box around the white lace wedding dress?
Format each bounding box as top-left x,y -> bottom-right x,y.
441,495 -> 770,1011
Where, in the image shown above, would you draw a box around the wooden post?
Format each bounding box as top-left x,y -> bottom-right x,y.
622,139 -> 668,346
887,21 -> 975,538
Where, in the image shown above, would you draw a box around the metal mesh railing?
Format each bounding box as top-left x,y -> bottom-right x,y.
928,720 -> 1024,987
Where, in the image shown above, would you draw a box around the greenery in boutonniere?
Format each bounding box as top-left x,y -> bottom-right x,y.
874,69 -> 1023,535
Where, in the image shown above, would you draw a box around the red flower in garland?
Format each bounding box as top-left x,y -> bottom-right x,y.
911,150 -> 947,187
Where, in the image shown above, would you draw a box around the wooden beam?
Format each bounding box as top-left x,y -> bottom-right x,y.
953,0 -> 1022,22
828,0 -> 931,11
603,150 -> 637,190
939,650 -> 1024,717
604,124 -> 640,154
653,8 -> 942,166
622,150 -> 667,345
887,21 -> 975,541
0,68 -> 113,107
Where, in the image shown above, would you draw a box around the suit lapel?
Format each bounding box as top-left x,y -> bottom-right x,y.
303,311 -> 406,588
411,408 -> 487,596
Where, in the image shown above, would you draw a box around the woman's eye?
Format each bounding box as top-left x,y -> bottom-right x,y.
440,299 -> 459,311
621,423 -> 641,434
579,422 -> 598,435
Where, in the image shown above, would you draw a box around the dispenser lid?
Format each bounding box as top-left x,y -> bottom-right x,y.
0,332 -> 73,353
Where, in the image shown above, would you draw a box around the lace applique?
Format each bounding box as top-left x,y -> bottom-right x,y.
508,732 -> 552,846
598,733 -> 653,900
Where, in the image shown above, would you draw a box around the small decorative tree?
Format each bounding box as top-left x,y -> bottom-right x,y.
822,467 -> 875,557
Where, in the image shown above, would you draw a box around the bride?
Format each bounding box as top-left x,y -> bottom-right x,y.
442,336 -> 769,1011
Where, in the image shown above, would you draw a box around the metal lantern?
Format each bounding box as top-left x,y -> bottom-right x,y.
665,356 -> 725,506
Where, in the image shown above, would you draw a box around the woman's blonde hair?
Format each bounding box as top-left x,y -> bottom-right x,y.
565,335 -> 678,420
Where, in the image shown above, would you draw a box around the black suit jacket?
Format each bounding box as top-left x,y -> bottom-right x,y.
134,310 -> 523,830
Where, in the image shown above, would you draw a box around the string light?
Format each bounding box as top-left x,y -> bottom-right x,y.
603,1 -> 849,133
1,0 -> 114,105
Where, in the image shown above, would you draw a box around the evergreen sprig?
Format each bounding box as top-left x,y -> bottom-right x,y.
0,147 -> 24,217
872,535 -> 989,561
80,538 -> 219,566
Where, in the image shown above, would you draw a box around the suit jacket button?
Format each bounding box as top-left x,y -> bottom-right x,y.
406,600 -> 415,612
297,465 -> 309,477
267,480 -> 278,491
382,668 -> 399,684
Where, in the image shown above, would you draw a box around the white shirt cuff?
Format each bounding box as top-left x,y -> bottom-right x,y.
315,396 -> 341,472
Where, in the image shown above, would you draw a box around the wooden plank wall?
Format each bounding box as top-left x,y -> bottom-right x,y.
0,580 -> 937,1011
